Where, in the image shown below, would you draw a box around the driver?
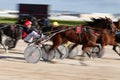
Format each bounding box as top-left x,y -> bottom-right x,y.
22,20 -> 42,43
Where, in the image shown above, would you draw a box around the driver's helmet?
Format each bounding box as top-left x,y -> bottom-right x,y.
52,22 -> 59,27
24,20 -> 32,26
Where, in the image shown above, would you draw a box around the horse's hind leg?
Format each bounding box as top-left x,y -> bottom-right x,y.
81,45 -> 91,58
49,35 -> 64,58
81,41 -> 99,58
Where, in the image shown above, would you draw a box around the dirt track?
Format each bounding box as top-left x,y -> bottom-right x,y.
0,40 -> 120,80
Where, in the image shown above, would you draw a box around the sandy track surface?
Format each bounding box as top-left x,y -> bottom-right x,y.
0,40 -> 120,80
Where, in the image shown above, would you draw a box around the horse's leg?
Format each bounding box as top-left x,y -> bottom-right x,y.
49,35 -> 64,58
13,40 -> 18,48
81,32 -> 101,58
49,37 -> 62,51
113,44 -> 120,56
69,43 -> 79,53
0,34 -> 8,53
81,45 -> 92,58
8,39 -> 18,49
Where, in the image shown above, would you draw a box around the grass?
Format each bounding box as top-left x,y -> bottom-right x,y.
50,20 -> 86,26
0,18 -> 17,23
0,18 -> 86,26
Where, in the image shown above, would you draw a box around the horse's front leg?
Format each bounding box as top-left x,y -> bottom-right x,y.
0,43 -> 8,53
81,45 -> 92,58
68,43 -> 79,53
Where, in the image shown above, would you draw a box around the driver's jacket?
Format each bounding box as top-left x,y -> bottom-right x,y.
21,26 -> 33,39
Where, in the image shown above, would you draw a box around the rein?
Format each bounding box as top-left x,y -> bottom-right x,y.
34,27 -> 76,44
43,26 -> 76,35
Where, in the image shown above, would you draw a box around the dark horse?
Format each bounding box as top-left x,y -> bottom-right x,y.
0,23 -> 22,52
84,17 -> 120,57
4,15 -> 44,50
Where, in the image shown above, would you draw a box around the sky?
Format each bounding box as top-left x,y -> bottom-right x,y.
1,0 -> 120,14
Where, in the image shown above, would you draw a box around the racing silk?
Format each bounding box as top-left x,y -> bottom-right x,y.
21,26 -> 33,39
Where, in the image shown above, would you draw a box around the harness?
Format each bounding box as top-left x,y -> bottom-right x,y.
75,26 -> 87,44
75,26 -> 100,44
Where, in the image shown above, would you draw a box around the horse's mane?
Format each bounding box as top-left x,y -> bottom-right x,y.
91,17 -> 107,23
86,17 -> 110,26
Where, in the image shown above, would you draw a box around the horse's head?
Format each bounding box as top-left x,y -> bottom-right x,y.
90,17 -> 117,33
104,17 -> 117,33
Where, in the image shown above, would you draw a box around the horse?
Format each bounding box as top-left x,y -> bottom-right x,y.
0,23 -> 22,52
16,15 -> 112,58
46,17 -> 119,58
15,16 -> 119,58
84,17 -> 120,57
35,25 -> 99,58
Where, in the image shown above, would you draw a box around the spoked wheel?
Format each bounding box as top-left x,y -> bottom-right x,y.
90,45 -> 104,58
24,45 -> 41,63
41,44 -> 55,61
55,45 -> 68,59
67,44 -> 79,59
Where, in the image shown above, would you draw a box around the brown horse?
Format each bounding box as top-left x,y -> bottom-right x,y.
85,17 -> 120,57
44,25 -> 98,58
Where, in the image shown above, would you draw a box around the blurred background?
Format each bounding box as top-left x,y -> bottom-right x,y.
0,0 -> 120,24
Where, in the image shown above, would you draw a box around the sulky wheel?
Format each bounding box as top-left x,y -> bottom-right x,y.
24,45 -> 41,63
41,44 -> 55,61
67,44 -> 79,59
55,45 -> 68,59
